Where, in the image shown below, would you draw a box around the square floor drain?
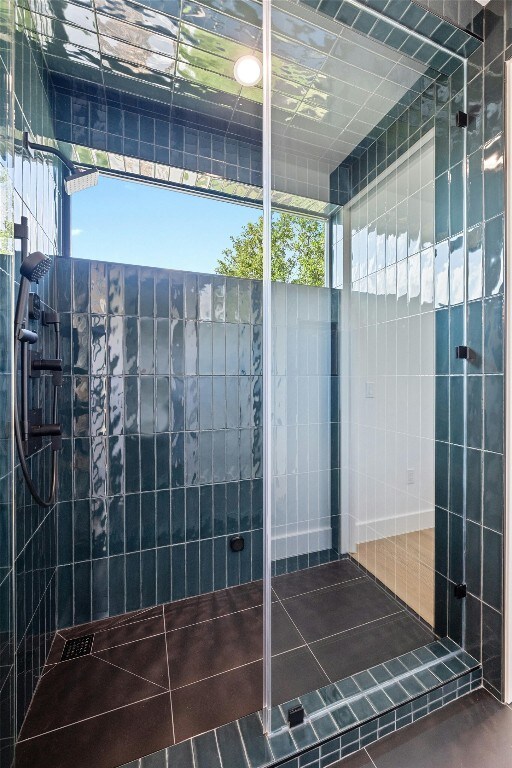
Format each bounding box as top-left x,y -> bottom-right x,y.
61,634 -> 94,661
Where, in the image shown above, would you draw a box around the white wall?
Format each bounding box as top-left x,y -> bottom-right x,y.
343,134 -> 436,552
271,282 -> 334,561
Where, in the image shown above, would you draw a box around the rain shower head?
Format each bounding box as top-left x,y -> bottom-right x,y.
23,132 -> 99,197
20,251 -> 53,282
64,168 -> 99,195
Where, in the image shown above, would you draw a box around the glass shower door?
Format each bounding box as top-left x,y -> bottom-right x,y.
263,0 -> 469,734
263,0 -> 344,720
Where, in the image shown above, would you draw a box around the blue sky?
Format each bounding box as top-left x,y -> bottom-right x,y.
71,175 -> 261,273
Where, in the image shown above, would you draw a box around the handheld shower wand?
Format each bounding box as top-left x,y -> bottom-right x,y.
13,217 -> 61,508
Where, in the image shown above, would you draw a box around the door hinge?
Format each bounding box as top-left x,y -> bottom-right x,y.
288,705 -> 304,728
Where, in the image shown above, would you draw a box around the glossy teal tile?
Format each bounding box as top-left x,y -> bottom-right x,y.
483,295 -> 503,373
484,135 -> 504,222
467,299 -> 483,371
466,448 -> 482,524
435,440 -> 449,510
435,172 -> 449,242
449,376 -> 464,446
467,376 -> 483,448
467,225 -> 483,301
483,374 -> 504,453
467,149 -> 483,228
482,528 -> 502,612
449,162 -> 464,237
483,451 -> 504,534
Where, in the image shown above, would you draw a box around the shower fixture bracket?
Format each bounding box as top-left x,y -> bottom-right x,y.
456,111 -> 468,128
13,219 -> 28,241
455,345 -> 474,361
25,407 -> 62,456
26,408 -> 43,456
29,351 -> 42,378
28,292 -> 41,321
230,535 -> 245,552
454,583 -> 467,599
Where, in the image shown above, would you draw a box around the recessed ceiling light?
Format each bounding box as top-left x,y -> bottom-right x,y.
233,55 -> 262,87
475,0 -> 491,5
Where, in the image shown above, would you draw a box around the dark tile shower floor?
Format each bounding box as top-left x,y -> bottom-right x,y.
15,560 -> 433,768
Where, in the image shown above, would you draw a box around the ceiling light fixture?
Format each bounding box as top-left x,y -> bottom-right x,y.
234,55 -> 262,86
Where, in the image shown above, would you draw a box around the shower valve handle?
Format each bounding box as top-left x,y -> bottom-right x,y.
28,423 -> 61,438
31,357 -> 62,372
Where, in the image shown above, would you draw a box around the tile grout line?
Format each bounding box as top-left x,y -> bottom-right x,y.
61,607 -> 164,640
92,652 -> 168,692
364,746 -> 379,768
86,626 -> 166,654
213,729 -> 224,768
274,589 -> 332,688
236,717 -> 253,768
17,692 -> 166,743
272,643 -> 307,659
348,554 -> 436,634
171,657 -> 263,693
16,587 -> 72,739
277,574 -> 366,603
307,610 -> 406,648
273,574 -> 368,602
166,600 -> 264,633
163,604 -> 176,745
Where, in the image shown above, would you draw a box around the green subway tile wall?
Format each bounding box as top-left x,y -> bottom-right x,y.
12,11 -> 63,744
462,0 -> 508,698
1,2 -> 65,757
0,1 -> 16,763
54,260 -> 341,628
54,261 -> 264,626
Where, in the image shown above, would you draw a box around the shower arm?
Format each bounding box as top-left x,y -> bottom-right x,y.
23,131 -> 75,258
23,131 -> 77,174
23,132 -> 100,257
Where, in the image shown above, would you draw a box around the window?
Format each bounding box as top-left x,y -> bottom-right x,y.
71,174 -> 260,274
72,174 -> 326,286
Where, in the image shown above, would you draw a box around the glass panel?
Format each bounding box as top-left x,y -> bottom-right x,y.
347,133 -> 436,628
264,0 -> 468,732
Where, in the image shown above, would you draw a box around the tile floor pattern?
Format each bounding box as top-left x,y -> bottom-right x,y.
15,560 -> 433,768
333,689 -> 512,768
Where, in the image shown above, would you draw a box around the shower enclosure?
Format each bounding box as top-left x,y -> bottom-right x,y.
9,0 -> 485,766
261,0 -> 472,738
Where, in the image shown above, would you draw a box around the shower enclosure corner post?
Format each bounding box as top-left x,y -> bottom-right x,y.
504,59 -> 512,705
262,0 -> 273,735
459,56 -> 468,651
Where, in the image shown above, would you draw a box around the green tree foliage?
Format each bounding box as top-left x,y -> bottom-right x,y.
215,213 -> 325,286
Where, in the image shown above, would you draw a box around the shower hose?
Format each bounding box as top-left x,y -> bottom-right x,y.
13,284 -> 60,508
